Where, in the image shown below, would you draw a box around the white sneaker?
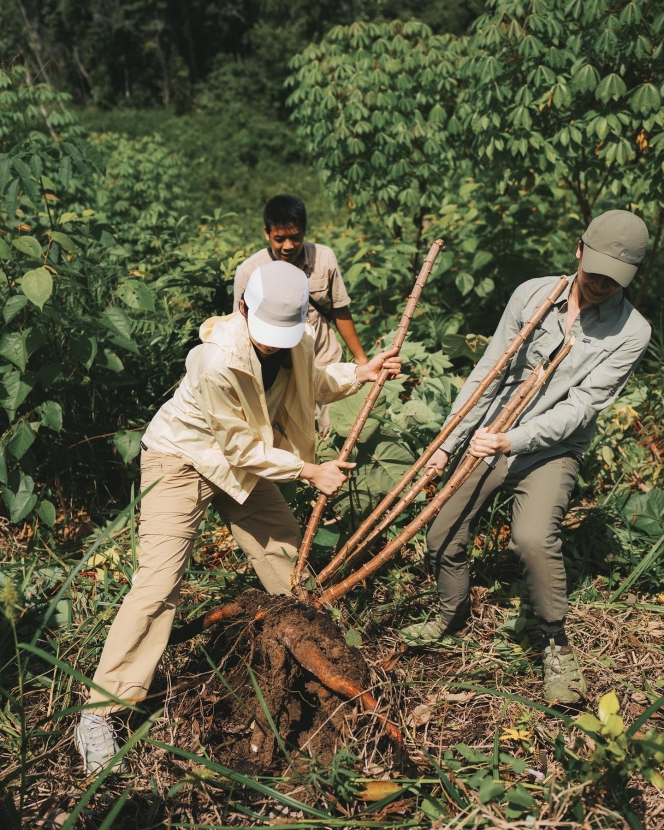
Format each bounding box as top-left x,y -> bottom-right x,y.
75,713 -> 125,777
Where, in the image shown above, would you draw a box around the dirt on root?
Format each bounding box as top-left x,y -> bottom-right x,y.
169,589 -> 372,773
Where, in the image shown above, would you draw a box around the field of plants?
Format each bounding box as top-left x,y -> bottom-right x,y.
1,1 -> 664,828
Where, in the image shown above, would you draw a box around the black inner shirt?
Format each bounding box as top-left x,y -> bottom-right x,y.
253,346 -> 288,392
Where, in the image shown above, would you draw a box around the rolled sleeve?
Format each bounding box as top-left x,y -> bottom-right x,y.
314,362 -> 362,405
506,332 -> 650,456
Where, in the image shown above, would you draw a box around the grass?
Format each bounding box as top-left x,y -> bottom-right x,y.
1,487 -> 663,829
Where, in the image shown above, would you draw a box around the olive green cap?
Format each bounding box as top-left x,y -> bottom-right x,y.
581,210 -> 649,287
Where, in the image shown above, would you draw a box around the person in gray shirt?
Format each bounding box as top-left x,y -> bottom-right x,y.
400,210 -> 651,705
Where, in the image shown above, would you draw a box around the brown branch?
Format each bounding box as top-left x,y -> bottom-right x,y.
291,239 -> 445,596
317,274 -> 570,586
321,337 -> 576,606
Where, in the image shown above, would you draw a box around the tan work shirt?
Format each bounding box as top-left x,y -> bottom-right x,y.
143,312 -> 362,503
442,274 -> 651,473
234,243 -> 352,367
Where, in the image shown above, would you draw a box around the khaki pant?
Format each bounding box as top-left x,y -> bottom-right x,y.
88,449 -> 301,712
426,453 -> 579,628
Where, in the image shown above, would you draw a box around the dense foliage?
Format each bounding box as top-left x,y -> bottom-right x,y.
0,0 -> 481,109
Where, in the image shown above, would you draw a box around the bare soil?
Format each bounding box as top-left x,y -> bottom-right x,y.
165,589 -> 374,772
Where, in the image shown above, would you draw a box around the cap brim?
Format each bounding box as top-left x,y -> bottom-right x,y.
247,309 -> 305,349
581,245 -> 638,288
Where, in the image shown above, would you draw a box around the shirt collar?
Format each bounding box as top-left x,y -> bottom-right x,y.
267,243 -> 312,274
554,272 -> 624,320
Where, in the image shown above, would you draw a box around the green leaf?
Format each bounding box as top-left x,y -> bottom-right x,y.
455,272 -> 474,296
38,362 -> 64,389
472,250 -> 493,271
575,713 -> 602,732
313,525 -> 340,548
455,743 -> 493,764
59,155 -> 72,188
598,689 -> 620,722
0,236 -> 12,260
0,156 -> 11,192
49,230 -> 79,252
0,444 -> 6,485
36,401 -> 63,432
5,178 -> 19,218
345,628 -> 363,647
595,73 -> 627,103
499,752 -> 527,774
117,279 -> 155,311
630,83 -> 661,115
420,795 -> 446,820
6,419 -> 37,460
0,332 -> 28,371
505,783 -> 536,809
21,267 -> 53,310
98,348 -> 124,373
478,777 -> 504,804
12,235 -> 42,260
13,157 -> 32,180
101,307 -> 139,354
2,470 -> 37,523
620,489 -> 664,536
103,306 -> 133,339
70,334 -> 98,370
113,430 -> 143,463
329,384 -> 386,442
602,713 -> 624,738
3,294 -> 28,323
0,371 -> 34,420
362,440 -> 415,494
30,153 -> 43,180
475,277 -> 495,298
37,499 -> 57,527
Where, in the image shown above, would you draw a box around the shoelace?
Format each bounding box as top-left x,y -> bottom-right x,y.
82,715 -> 118,752
546,644 -> 579,678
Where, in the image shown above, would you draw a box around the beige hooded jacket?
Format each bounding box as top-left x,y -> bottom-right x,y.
143,312 -> 362,503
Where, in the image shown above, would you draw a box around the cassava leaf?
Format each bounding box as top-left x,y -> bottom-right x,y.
12,235 -> 42,260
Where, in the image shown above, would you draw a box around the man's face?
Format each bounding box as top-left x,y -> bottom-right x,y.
264,223 -> 305,263
576,246 -> 623,305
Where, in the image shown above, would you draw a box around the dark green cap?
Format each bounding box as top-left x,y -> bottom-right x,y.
581,210 -> 648,287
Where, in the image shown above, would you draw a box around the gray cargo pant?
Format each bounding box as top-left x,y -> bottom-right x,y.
426,453 -> 579,628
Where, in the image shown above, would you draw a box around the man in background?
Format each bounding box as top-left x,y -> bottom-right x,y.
234,194 -> 368,430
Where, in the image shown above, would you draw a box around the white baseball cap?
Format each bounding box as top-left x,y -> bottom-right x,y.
244,261 -> 309,349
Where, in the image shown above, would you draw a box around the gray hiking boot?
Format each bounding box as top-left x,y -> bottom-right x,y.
398,618 -> 466,645
542,639 -> 587,704
75,713 -> 126,777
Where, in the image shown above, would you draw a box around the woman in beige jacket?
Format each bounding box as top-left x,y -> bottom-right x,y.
76,260 -> 402,776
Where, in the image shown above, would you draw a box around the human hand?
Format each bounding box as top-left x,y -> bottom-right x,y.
354,347 -> 403,383
299,460 -> 356,495
469,428 -> 511,458
425,448 -> 449,475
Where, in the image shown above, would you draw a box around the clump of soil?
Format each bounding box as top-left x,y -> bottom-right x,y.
170,590 -> 373,772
